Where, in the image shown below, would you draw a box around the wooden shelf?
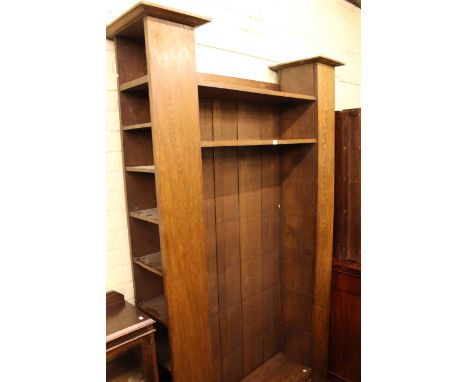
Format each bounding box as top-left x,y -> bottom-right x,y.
122,122 -> 151,131
129,208 -> 160,225
201,139 -> 317,148
117,74 -> 315,103
119,75 -> 148,92
138,295 -> 168,326
157,331 -> 172,373
241,353 -> 312,382
126,165 -> 155,173
198,79 -> 315,103
134,252 -> 163,277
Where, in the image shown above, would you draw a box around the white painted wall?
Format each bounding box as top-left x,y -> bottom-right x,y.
106,0 -> 361,302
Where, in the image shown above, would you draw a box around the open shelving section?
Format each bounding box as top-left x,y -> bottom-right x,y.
107,2 -> 343,381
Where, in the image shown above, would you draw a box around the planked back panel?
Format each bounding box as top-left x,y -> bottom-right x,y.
200,97 -> 314,381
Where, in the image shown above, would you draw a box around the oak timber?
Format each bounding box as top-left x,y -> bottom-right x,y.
198,80 -> 316,103
106,1 -> 211,39
138,294 -> 168,326
134,252 -> 163,276
117,73 -> 316,102
144,15 -> 214,381
123,122 -> 152,131
120,75 -> 149,92
198,73 -> 280,91
201,139 -> 316,147
109,2 -> 342,381
241,353 -> 312,382
269,56 -> 344,71
126,165 -> 155,173
310,62 -> 336,382
129,208 -> 160,225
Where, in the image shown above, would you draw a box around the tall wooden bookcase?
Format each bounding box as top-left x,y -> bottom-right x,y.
107,2 -> 343,382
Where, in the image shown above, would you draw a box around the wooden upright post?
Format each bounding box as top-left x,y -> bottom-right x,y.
144,15 -> 213,382
271,56 -> 344,382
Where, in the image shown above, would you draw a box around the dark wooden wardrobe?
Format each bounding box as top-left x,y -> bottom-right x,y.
107,2 -> 343,381
328,108 -> 361,382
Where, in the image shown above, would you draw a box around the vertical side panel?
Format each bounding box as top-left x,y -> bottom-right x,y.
213,100 -> 243,382
144,17 -> 213,382
276,64 -> 317,367
310,62 -> 336,382
339,111 -> 349,261
333,109 -> 361,264
200,98 -> 223,381
260,104 -> 282,361
238,101 -> 263,375
278,63 -> 316,139
280,145 -> 315,364
347,110 -> 361,263
333,111 -> 344,260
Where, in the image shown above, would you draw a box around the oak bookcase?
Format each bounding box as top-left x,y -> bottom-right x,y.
107,2 -> 343,382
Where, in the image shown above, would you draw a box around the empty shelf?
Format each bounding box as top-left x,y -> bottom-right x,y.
119,75 -> 315,102
241,353 -> 312,382
119,75 -> 148,92
138,295 -> 168,326
122,122 -> 151,131
198,80 -> 315,103
126,165 -> 155,173
201,139 -> 317,148
129,208 -> 160,224
134,252 -> 163,277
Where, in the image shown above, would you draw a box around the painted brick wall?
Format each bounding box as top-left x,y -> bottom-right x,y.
105,0 -> 361,303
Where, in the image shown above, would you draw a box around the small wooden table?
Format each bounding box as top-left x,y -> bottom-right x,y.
106,291 -> 159,382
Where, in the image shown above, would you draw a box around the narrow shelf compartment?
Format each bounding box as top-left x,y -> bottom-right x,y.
129,208 -> 160,225
198,79 -> 315,103
138,295 -> 168,326
126,165 -> 155,173
157,331 -> 172,373
241,352 -> 312,382
122,122 -> 151,131
119,75 -> 148,92
201,138 -> 317,148
134,252 -> 163,277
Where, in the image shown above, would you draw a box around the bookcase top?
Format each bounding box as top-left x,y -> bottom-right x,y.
106,1 -> 211,39
269,56 -> 345,71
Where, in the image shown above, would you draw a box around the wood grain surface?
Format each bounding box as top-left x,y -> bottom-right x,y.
144,16 -> 213,381
106,1 -> 211,39
310,62 -> 336,382
333,109 -> 361,263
